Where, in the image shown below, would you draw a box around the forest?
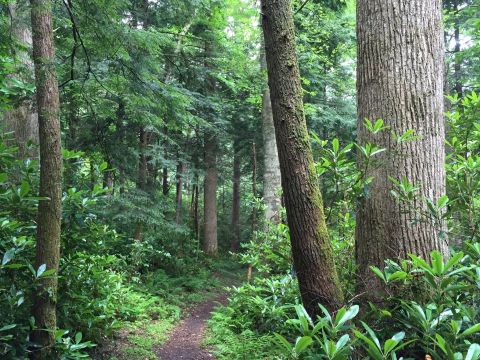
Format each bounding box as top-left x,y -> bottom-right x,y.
0,0 -> 479,359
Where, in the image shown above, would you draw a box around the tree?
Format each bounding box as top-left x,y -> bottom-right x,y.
355,0 -> 448,300
260,38 -> 281,224
3,2 -> 38,158
203,130 -> 218,256
231,138 -> 241,251
29,0 -> 62,357
261,0 -> 344,315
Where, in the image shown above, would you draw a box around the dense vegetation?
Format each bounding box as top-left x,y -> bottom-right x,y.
0,0 -> 479,359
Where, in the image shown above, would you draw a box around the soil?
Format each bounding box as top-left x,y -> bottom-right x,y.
155,294 -> 228,360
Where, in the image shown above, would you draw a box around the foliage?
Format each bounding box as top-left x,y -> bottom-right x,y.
271,245 -> 480,360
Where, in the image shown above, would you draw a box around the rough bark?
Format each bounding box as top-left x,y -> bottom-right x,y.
231,141 -> 241,251
3,2 -> 39,159
261,0 -> 344,315
29,0 -> 62,357
356,0 -> 448,300
203,132 -> 218,256
260,37 -> 281,224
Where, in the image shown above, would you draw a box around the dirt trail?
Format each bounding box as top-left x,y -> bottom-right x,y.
155,294 -> 227,360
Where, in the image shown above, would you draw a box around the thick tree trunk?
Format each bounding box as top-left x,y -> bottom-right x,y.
3,3 -> 38,159
356,0 -> 448,300
175,161 -> 184,224
261,0 -> 344,315
203,132 -> 218,256
260,41 -> 281,224
231,141 -> 241,251
29,0 -> 62,358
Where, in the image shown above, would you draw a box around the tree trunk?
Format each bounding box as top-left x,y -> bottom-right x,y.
135,127 -> 149,241
260,36 -> 281,225
3,2 -> 38,159
261,0 -> 344,315
355,0 -> 448,300
29,0 -> 62,357
203,132 -> 218,256
453,1 -> 462,96
251,142 -> 257,234
231,141 -> 241,251
175,161 -> 184,224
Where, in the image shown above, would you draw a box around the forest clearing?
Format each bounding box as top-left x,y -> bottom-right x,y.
1,0 -> 480,359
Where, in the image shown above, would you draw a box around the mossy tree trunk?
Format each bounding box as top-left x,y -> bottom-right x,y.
355,0 -> 448,301
30,0 -> 62,358
261,0 -> 344,315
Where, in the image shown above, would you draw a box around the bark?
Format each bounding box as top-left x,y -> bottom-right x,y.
251,142 -> 257,234
203,132 -> 218,256
3,2 -> 39,159
175,161 -> 184,224
231,141 -> 241,251
453,1 -> 462,96
356,0 -> 448,300
260,34 -> 281,224
135,127 -> 149,241
29,0 -> 62,357
193,180 -> 199,240
261,0 -> 344,315
162,166 -> 169,195
202,37 -> 218,257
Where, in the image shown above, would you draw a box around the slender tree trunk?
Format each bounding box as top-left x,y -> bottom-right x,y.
260,37 -> 281,225
261,0 -> 344,315
135,127 -> 148,241
356,0 -> 448,300
194,180 -> 199,240
203,132 -> 218,256
175,161 -> 184,224
202,37 -> 218,257
162,166 -> 169,195
29,0 -> 62,357
3,3 -> 38,159
251,142 -> 257,234
453,1 -> 462,96
231,141 -> 241,251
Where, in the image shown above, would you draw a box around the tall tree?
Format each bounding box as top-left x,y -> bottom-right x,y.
3,2 -> 38,158
261,0 -> 344,315
231,139 -> 241,251
202,30 -> 218,256
260,39 -> 281,224
29,0 -> 62,357
175,160 -> 184,224
355,0 -> 448,300
203,131 -> 218,256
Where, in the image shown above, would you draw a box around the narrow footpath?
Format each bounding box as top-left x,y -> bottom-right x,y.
155,294 -> 228,360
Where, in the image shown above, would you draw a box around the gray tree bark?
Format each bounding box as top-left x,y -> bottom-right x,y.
261,0 -> 344,315
3,2 -> 38,159
261,44 -> 281,224
355,0 -> 448,300
29,0 -> 62,358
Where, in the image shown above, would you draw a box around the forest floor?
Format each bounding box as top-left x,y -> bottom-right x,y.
93,259 -> 242,360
